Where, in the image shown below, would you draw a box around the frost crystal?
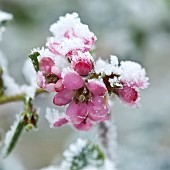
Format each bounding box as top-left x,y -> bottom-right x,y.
63,138 -> 87,159
23,58 -> 37,87
2,115 -> 23,157
50,13 -> 96,42
45,107 -> 68,128
120,61 -> 149,90
62,138 -> 105,170
83,159 -> 116,170
110,55 -> 119,66
95,56 -> 121,75
50,13 -> 81,41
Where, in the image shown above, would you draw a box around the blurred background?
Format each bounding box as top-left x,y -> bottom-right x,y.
0,0 -> 170,169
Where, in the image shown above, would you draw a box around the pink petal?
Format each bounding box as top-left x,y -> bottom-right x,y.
63,72 -> 84,90
53,118 -> 69,127
53,89 -> 74,106
88,96 -> 110,122
36,72 -> 44,88
48,42 -> 60,55
66,101 -> 87,124
72,58 -> 93,76
51,66 -> 61,78
87,81 -> 107,96
55,79 -> 64,92
115,85 -> 138,106
39,57 -> 55,73
73,118 -> 93,131
37,72 -> 56,92
44,83 -> 56,92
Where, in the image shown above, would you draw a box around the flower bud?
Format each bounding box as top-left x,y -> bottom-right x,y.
71,52 -> 93,76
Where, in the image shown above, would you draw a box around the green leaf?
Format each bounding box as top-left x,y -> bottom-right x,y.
2,98 -> 39,157
87,141 -> 105,165
0,67 -> 4,96
0,20 -> 8,27
29,52 -> 40,72
71,142 -> 105,170
89,48 -> 96,55
2,115 -> 24,158
65,139 -> 105,170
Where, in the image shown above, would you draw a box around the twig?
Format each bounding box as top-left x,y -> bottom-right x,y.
0,88 -> 45,105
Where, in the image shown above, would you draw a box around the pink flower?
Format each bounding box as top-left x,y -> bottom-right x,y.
71,52 -> 94,76
113,61 -> 149,107
36,57 -> 64,92
114,85 -> 139,107
53,70 -> 109,130
120,61 -> 149,90
48,37 -> 94,58
47,13 -> 96,57
49,13 -> 96,45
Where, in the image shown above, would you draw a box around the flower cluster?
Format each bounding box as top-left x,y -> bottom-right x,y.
30,13 -> 149,131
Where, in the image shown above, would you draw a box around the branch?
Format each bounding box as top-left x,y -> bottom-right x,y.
0,88 -> 45,105
98,120 -> 117,162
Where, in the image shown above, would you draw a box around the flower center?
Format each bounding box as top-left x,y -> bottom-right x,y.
45,73 -> 59,84
73,86 -> 92,103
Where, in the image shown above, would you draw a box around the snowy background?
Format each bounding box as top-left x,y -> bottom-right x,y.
0,0 -> 170,169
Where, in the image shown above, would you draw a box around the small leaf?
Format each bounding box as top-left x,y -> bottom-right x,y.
22,98 -> 39,131
2,115 -> 24,157
29,52 -> 40,72
85,141 -> 105,167
89,49 -> 96,55
0,67 -> 4,96
0,20 -> 8,27
64,139 -> 105,170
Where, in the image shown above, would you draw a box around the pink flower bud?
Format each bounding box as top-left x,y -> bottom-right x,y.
71,52 -> 93,76
114,85 -> 139,107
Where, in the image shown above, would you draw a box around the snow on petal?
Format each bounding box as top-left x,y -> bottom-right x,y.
49,12 -> 96,46
120,61 -> 149,90
95,56 -> 121,76
110,55 -> 119,66
45,107 -> 68,128
50,13 -> 80,41
71,51 -> 93,76
49,37 -> 87,56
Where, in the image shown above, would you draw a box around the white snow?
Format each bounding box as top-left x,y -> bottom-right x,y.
45,107 -> 66,128
120,61 -> 149,90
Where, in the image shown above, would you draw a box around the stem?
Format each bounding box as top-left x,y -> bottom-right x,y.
0,88 -> 45,105
98,119 -> 117,162
0,67 -> 4,96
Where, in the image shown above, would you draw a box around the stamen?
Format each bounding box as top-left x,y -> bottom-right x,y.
45,73 -> 59,84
